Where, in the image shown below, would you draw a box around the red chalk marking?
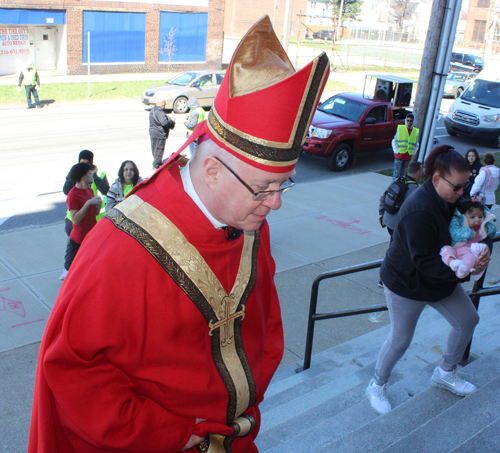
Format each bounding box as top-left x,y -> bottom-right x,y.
11,318 -> 44,328
0,296 -> 26,317
316,215 -> 371,235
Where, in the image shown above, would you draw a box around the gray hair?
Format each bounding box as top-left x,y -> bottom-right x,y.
191,139 -> 241,170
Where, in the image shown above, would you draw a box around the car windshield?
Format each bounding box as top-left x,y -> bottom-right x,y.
461,79 -> 500,108
167,72 -> 201,86
447,74 -> 466,82
318,96 -> 368,121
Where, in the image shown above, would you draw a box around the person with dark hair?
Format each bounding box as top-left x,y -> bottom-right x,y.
470,152 -> 500,209
61,163 -> 102,278
105,160 -> 143,211
377,161 -> 422,287
367,144 -> 491,415
392,113 -> 419,179
440,199 -> 496,278
150,98 -> 176,170
464,148 -> 482,197
63,149 -> 109,235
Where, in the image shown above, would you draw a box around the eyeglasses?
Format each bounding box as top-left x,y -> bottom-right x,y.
438,175 -> 470,192
214,157 -> 295,201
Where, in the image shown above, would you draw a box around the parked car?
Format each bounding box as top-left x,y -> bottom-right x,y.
141,70 -> 226,113
443,72 -> 477,98
445,77 -> 500,148
303,74 -> 416,171
313,30 -> 334,41
449,52 -> 484,73
302,92 -> 410,171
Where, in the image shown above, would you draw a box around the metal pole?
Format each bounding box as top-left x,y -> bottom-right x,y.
282,0 -> 294,53
295,10 -> 302,68
87,31 -> 90,98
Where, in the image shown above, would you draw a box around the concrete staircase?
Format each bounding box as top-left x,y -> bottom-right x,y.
257,296 -> 500,453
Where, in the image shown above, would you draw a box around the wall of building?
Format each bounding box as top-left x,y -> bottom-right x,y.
0,0 -> 224,75
224,0 -> 308,40
463,0 -> 490,49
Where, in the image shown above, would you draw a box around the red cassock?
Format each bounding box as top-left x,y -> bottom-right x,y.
28,164 -> 284,453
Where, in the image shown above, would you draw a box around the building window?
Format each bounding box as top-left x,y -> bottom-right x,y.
82,11 -> 146,63
472,20 -> 487,42
477,0 -> 490,8
159,12 -> 208,63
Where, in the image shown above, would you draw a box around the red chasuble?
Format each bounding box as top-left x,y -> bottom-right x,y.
29,165 -> 284,453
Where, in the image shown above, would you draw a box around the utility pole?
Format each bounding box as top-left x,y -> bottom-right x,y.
413,0 -> 462,163
336,0 -> 345,41
295,10 -> 302,68
282,0 -> 294,53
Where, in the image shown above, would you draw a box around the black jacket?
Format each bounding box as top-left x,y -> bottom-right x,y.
464,160 -> 483,197
381,179 -> 492,302
149,106 -> 175,139
63,170 -> 109,196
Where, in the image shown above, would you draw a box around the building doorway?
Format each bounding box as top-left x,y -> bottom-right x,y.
35,27 -> 56,70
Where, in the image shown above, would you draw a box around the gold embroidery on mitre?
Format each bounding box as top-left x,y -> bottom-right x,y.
208,52 -> 330,168
107,195 -> 257,422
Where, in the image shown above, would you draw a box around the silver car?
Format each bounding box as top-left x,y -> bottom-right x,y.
140,70 -> 226,113
443,72 -> 477,98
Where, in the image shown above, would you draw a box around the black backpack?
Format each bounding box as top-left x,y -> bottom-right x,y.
383,177 -> 416,214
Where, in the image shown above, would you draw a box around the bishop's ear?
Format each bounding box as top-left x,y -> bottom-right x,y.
202,156 -> 222,192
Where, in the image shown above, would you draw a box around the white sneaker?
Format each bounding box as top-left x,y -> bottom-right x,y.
430,367 -> 477,396
59,269 -> 68,280
366,379 -> 391,414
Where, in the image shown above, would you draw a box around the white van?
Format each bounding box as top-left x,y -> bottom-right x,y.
444,77 -> 500,148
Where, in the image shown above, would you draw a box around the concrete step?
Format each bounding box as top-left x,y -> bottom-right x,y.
324,348 -> 500,453
450,418 -> 500,453
257,294 -> 500,453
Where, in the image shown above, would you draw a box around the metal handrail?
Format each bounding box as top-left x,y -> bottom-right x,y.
298,235 -> 500,372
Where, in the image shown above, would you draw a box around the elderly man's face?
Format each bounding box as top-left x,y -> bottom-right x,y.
213,159 -> 295,231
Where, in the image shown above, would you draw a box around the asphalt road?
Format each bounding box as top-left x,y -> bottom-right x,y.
0,98 -> 497,233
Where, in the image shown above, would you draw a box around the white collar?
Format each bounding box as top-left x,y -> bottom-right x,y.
181,163 -> 226,229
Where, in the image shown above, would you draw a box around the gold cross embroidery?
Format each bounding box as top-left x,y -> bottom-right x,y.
208,294 -> 246,347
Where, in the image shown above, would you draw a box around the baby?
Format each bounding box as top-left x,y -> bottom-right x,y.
440,200 -> 496,279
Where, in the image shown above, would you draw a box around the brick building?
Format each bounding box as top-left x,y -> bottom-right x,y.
0,0 -> 224,76
224,0 -> 308,40
463,0 -> 491,49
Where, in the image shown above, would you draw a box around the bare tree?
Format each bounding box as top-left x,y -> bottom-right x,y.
160,27 -> 177,80
389,0 -> 418,31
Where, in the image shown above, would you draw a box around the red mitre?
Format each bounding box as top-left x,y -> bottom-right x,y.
165,14 -> 330,173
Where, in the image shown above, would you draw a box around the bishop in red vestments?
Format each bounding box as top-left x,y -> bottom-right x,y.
29,15 -> 329,453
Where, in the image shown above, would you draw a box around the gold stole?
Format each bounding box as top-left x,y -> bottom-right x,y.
106,195 -> 259,452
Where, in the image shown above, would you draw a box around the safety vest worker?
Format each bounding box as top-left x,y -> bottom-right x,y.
22,66 -> 38,86
396,124 -> 419,155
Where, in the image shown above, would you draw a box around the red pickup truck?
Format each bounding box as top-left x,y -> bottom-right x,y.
302,92 -> 412,171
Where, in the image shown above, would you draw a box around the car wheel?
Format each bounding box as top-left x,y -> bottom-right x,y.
491,133 -> 500,149
455,87 -> 463,99
173,97 -> 188,114
327,143 -> 352,172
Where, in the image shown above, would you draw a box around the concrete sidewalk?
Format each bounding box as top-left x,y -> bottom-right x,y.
1,171 -> 499,452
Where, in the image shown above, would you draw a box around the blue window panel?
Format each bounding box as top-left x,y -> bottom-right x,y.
0,9 -> 66,25
159,12 -> 208,63
83,11 -> 145,64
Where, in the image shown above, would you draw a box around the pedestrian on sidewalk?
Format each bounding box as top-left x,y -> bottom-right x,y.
17,61 -> 41,109
149,98 -> 175,170
61,163 -> 102,278
367,145 -> 491,415
377,161 -> 422,287
105,160 -> 143,211
470,152 -> 500,210
184,97 -> 205,157
392,114 -> 419,179
463,148 -> 482,198
28,15 -> 329,453
63,149 -> 109,237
